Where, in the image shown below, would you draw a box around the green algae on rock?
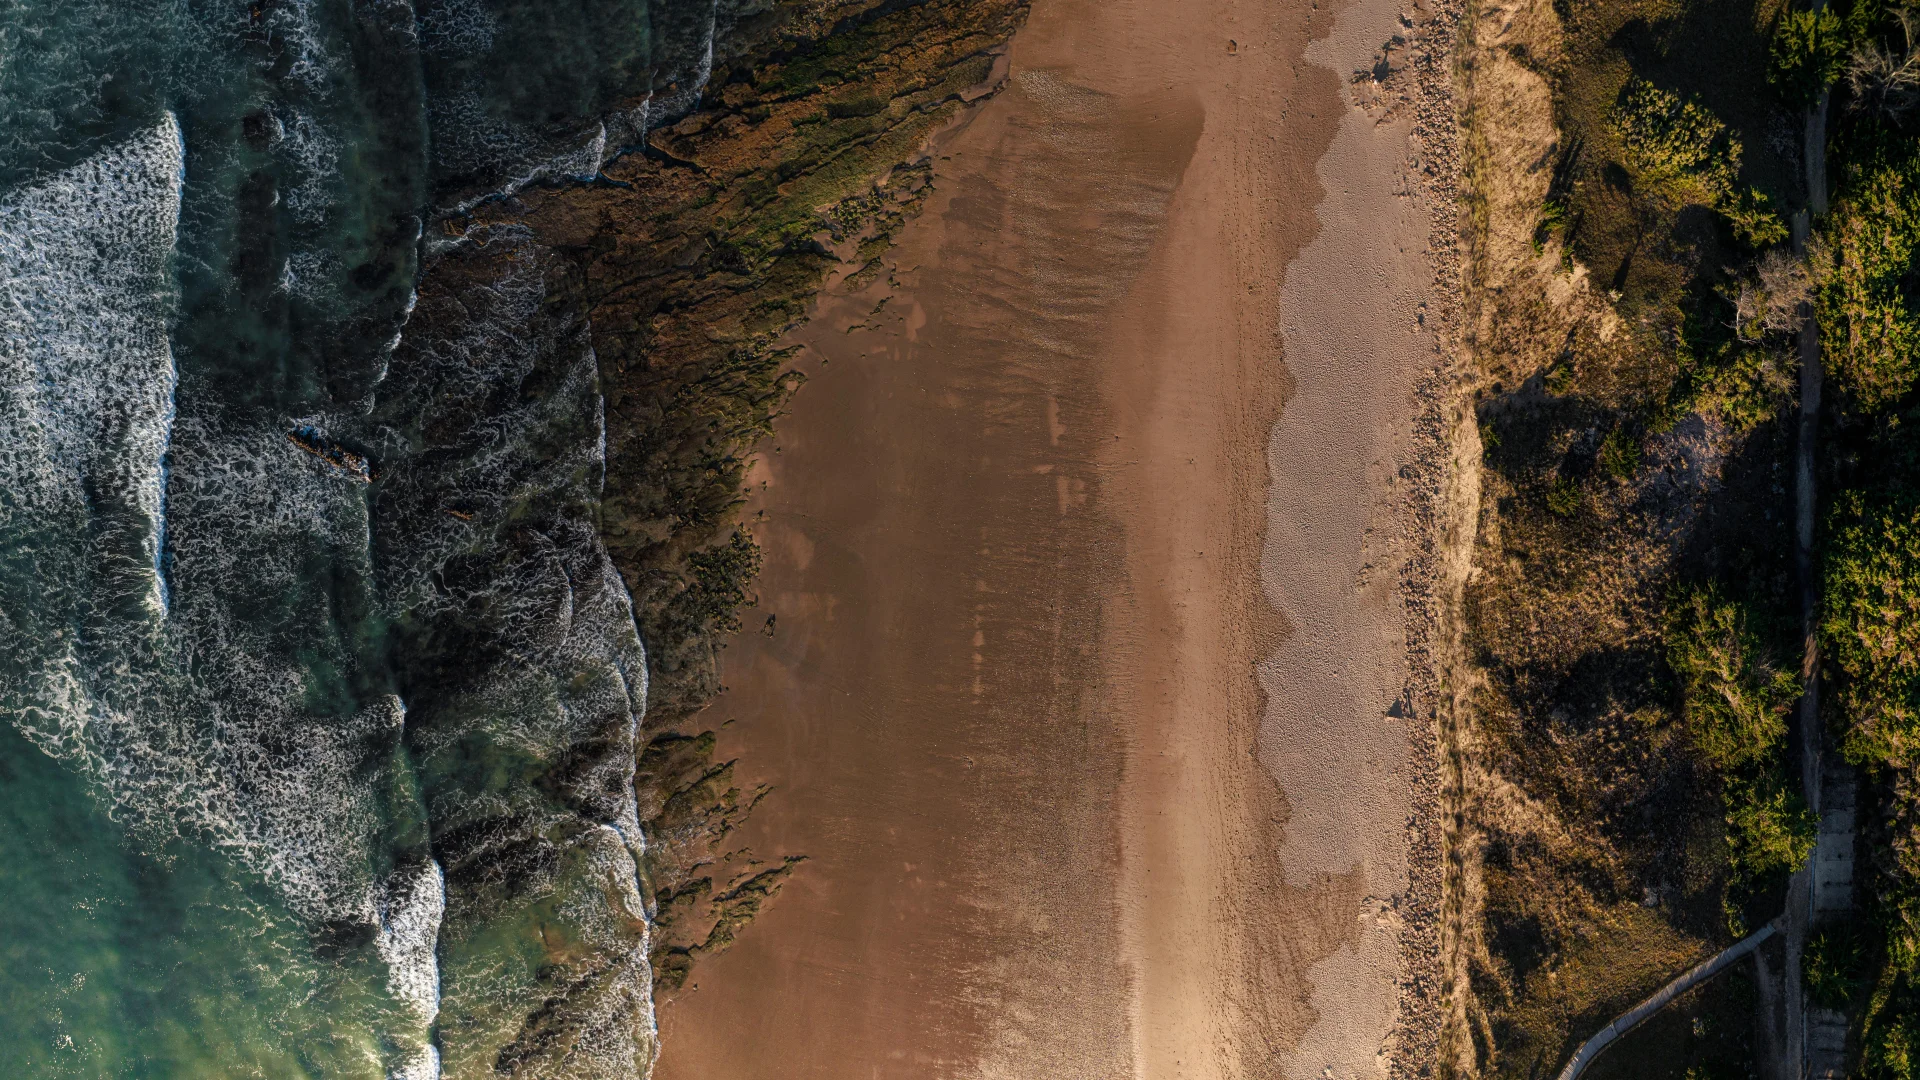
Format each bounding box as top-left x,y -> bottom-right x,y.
448,0 -> 1030,1000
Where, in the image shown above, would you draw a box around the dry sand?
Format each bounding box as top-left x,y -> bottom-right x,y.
651,0 -> 1451,1075
1260,2 -> 1456,1076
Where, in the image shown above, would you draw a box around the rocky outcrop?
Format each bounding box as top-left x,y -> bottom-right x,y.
442,0 -> 1029,1010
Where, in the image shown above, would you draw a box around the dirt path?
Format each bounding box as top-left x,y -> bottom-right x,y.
648,0 -> 1449,1075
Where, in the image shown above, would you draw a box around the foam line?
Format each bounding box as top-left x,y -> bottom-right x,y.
153,114 -> 187,615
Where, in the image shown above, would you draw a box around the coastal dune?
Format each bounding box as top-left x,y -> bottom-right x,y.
652,0 -> 1448,1075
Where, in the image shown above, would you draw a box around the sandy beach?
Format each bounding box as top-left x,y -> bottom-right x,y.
651,0 -> 1451,1074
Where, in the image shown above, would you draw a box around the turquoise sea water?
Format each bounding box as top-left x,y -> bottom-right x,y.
0,1 -> 714,1075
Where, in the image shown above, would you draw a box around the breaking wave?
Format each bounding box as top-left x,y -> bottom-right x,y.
0,0 -> 752,1071
0,116 -> 439,1077
0,115 -> 181,641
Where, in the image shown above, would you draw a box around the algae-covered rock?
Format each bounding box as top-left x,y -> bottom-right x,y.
400,0 -> 1028,1068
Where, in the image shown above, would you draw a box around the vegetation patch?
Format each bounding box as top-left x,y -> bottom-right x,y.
1666,586 -> 1812,925
1460,0 -> 1920,1073
1825,492 -> 1920,766
1818,139 -> 1920,412
1451,0 -> 1807,1070
1611,76 -> 1788,245
1769,8 -> 1849,105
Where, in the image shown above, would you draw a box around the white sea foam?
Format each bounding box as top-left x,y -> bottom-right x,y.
383,230 -> 643,757
2,17 -> 675,1076
154,122 -> 188,614
0,114 -> 182,624
390,1045 -> 442,1080
377,857 -> 445,1020
376,854 -> 446,1078
283,248 -> 345,303
0,119 -> 413,937
266,0 -> 339,94
278,109 -> 342,224
445,122 -> 609,218
419,0 -> 496,55
542,825 -> 659,1073
635,0 -> 721,139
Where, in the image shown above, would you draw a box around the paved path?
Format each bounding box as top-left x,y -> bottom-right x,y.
1555,923 -> 1779,1080
1807,753 -> 1859,1079
1809,1006 -> 1849,1080
1815,757 -> 1857,918
1785,73 -> 1830,1079
1791,71 -> 1856,1080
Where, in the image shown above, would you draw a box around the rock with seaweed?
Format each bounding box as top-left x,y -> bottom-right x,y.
440,0 -> 1030,1003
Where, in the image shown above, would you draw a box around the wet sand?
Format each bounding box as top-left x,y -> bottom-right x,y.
651,0 -> 1444,1075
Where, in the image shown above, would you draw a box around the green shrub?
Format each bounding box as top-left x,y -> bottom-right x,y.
1609,77 -> 1788,247
1726,187 -> 1793,247
1667,586 -> 1801,770
1885,886 -> 1920,977
1669,337 -> 1798,432
1868,1013 -> 1917,1080
1725,772 -> 1818,877
1770,8 -> 1850,106
1599,427 -> 1642,479
1667,581 -> 1814,914
1861,889 -> 1920,1079
1545,359 -> 1577,395
1611,77 -> 1743,198
1822,493 -> 1920,767
1546,477 -> 1582,516
1534,196 -> 1570,254
1805,922 -> 1869,1007
1817,144 -> 1920,411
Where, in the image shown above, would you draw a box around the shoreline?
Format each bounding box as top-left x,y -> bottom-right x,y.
647,0 -> 1463,1072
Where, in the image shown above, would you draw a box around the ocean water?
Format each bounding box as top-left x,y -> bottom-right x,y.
0,1 -> 714,1075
